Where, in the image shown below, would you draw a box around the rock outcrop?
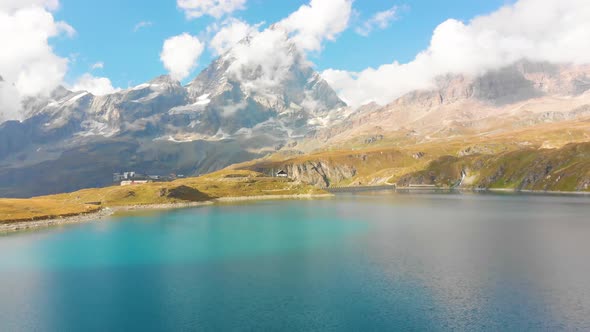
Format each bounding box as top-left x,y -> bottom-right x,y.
284,161 -> 357,187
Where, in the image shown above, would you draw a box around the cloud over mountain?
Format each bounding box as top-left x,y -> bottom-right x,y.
280,0 -> 353,52
202,0 -> 355,95
0,0 -> 73,121
323,0 -> 590,107
71,73 -> 121,96
209,18 -> 261,56
160,33 -> 205,81
226,27 -> 298,93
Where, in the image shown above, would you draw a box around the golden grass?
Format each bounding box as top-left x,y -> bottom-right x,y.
0,170 -> 325,223
235,119 -> 590,189
0,199 -> 100,223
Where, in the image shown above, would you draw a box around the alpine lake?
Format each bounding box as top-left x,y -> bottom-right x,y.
1,191 -> 590,331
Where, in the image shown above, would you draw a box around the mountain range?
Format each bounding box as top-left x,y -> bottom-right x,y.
1,37 -> 590,197
237,61 -> 590,191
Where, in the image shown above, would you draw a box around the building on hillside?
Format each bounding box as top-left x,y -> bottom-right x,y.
114,171 -> 186,185
113,171 -> 139,182
276,170 -> 288,178
120,180 -> 152,186
114,171 -> 155,185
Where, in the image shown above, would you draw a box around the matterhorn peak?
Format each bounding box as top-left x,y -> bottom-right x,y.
50,85 -> 72,99
149,74 -> 180,85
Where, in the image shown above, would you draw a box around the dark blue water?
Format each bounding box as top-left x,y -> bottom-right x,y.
1,192 -> 590,331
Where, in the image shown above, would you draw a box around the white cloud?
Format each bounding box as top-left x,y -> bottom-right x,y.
133,20 -> 152,32
160,33 -> 204,81
0,1 -> 74,121
356,6 -> 400,36
90,61 -> 104,70
217,0 -> 353,95
0,0 -> 59,12
279,0 -> 353,52
209,18 -> 262,56
323,0 -> 590,107
227,28 -> 299,93
0,79 -> 21,123
177,0 -> 246,19
71,73 -> 121,96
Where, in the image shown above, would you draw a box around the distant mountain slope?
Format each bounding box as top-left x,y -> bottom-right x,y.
236,61 -> 590,192
313,61 -> 590,145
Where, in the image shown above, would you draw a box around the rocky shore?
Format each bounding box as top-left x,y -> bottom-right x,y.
485,188 -> 590,196
215,194 -> 334,202
0,208 -> 114,234
114,201 -> 215,212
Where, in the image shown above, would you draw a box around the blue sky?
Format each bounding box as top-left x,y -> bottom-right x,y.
51,0 -> 512,88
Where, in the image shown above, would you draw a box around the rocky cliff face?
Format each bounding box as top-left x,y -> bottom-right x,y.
241,149 -> 411,188
283,161 -> 357,187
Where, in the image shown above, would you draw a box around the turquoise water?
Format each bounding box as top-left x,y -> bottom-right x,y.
1,192 -> 590,331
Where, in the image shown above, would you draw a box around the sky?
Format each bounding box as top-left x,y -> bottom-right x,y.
50,0 -> 510,87
1,0 -> 590,120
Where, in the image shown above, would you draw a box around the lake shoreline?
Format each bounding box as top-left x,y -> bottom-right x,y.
394,187 -> 590,196
0,194 -> 334,234
484,188 -> 590,196
3,189 -> 588,234
0,208 -> 114,234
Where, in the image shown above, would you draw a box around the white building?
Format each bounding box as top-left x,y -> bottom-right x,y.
120,180 -> 152,186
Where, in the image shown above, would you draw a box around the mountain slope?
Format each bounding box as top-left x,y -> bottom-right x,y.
312,61 -> 590,146
235,61 -> 590,191
236,118 -> 590,192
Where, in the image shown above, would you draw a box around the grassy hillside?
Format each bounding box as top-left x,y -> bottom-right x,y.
0,199 -> 101,224
236,120 -> 590,192
0,170 -> 325,223
398,142 -> 590,191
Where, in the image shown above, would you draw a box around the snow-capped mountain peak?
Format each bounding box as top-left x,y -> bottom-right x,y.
0,34 -> 349,196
